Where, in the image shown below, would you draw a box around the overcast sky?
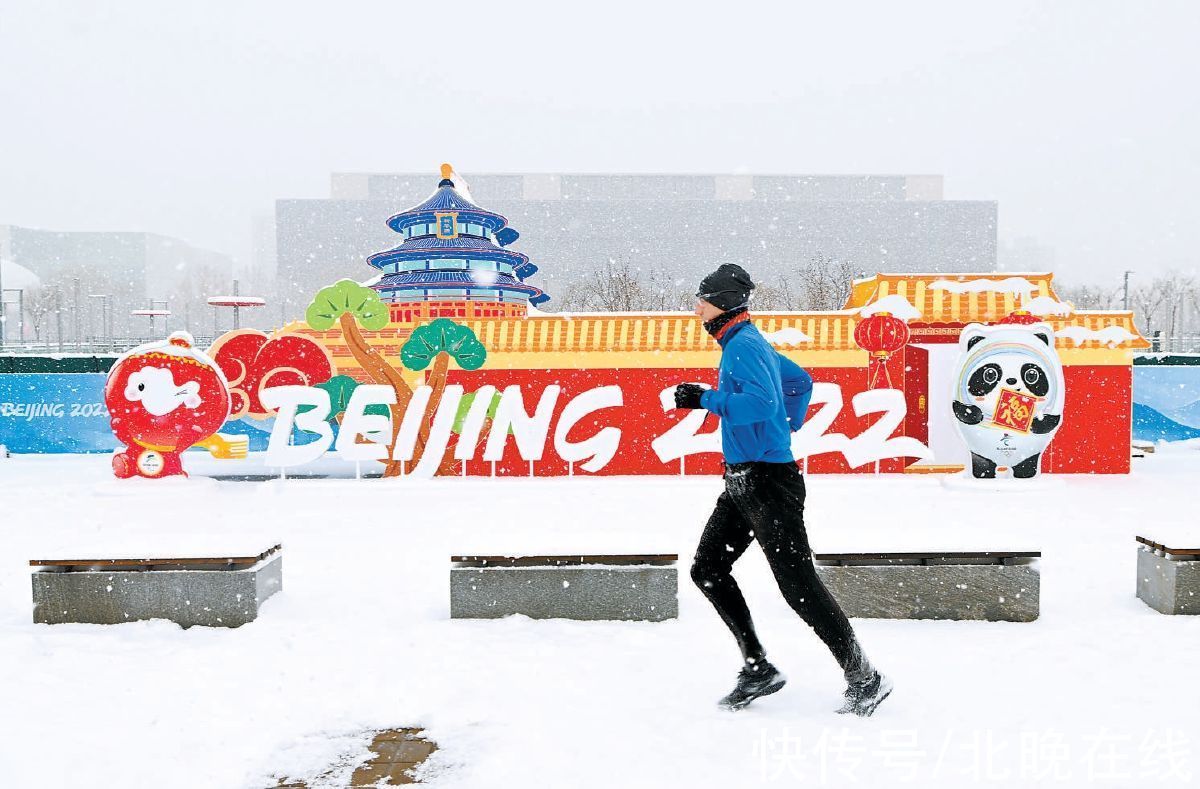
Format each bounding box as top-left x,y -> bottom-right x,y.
1,1 -> 1197,288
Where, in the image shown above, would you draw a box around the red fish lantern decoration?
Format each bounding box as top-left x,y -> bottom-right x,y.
208,330 -> 334,419
854,312 -> 910,388
105,332 -> 232,479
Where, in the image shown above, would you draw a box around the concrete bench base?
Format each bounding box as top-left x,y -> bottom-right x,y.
451,556 -> 678,621
1137,546 -> 1199,615
32,554 -> 282,628
813,556 -> 1040,622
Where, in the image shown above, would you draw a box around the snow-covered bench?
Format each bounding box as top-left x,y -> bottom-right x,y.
812,550 -> 1041,622
30,544 -> 282,628
1136,536 -> 1200,615
450,554 -> 678,622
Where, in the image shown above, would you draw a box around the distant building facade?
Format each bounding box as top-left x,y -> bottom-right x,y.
275,172 -> 996,319
0,224 -> 232,341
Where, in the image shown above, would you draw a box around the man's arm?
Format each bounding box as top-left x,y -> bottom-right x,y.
699,349 -> 778,425
778,352 -> 813,431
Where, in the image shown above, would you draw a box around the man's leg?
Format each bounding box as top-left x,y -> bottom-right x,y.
730,464 -> 874,684
690,489 -> 766,668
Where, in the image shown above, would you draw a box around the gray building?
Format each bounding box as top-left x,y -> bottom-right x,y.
0,224 -> 232,344
275,173 -> 996,317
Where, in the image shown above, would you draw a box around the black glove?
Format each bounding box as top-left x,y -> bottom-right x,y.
674,382 -> 706,410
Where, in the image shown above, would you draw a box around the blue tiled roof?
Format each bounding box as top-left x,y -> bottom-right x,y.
375,270 -> 524,288
373,270 -> 547,300
386,184 -> 509,234
411,185 -> 483,213
366,243 -> 528,271
397,236 -> 496,251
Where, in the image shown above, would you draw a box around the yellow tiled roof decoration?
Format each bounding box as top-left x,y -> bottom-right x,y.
846,273 -> 1150,350
287,271 -> 1150,376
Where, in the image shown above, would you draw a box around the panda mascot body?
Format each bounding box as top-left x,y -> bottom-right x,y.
951,323 -> 1066,479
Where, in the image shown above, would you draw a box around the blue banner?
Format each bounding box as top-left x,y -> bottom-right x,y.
0,373 -> 330,454
0,374 -> 117,453
1132,365 -> 1200,442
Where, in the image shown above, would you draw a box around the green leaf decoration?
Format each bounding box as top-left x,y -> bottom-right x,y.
400,318 -> 488,371
297,374 -> 356,422
305,279 -> 390,331
315,375 -> 359,417
452,389 -> 503,434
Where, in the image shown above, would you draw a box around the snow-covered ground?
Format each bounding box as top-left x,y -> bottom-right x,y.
1,451 -> 1198,787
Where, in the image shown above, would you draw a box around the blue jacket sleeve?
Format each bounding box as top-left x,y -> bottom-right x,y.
778,352 -> 813,431
700,349 -> 777,425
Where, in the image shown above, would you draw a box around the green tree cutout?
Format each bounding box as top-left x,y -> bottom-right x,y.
297,375 -> 390,424
400,319 -> 490,473
305,279 -> 390,332
305,279 -> 413,477
400,318 -> 487,371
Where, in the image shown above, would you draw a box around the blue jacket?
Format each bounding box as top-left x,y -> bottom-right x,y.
699,320 -> 814,464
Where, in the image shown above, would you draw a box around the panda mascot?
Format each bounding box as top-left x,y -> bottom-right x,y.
951,323 -> 1066,479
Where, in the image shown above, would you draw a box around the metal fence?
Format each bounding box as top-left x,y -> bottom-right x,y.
1147,334 -> 1200,354
0,336 -> 219,355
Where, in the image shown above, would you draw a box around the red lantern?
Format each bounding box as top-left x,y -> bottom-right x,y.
854,312 -> 910,389
999,309 -> 1041,326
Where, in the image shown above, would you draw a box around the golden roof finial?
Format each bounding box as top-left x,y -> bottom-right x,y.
440,162 -> 454,180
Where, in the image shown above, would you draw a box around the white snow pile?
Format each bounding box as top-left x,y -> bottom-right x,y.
929,277 -> 1038,301
1056,325 -> 1138,347
449,169 -> 476,203
1,455 -> 1198,787
1022,295 -> 1073,317
761,327 -> 813,346
859,295 -> 921,321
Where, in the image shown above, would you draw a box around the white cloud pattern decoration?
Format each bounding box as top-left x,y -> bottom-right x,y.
859,295 -> 921,321
123,366 -> 202,416
929,277 -> 1038,301
1023,296 -> 1073,317
1056,325 -> 1138,348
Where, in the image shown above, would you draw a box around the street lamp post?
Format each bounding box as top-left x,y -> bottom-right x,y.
131,301 -> 171,339
207,280 -> 266,335
73,278 -> 81,350
88,294 -> 112,352
55,286 -> 64,352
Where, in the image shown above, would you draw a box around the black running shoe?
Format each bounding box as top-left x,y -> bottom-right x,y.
835,670 -> 893,717
718,661 -> 787,711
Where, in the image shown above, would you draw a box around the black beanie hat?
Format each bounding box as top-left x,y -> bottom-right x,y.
696,264 -> 755,311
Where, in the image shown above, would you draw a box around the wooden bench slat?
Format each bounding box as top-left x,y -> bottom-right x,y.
452,554 -> 678,567
1135,536 -> 1200,556
452,551 -> 1038,568
30,544 -> 282,570
814,551 -> 1041,561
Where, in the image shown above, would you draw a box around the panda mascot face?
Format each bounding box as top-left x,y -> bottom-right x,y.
951,323 -> 1066,479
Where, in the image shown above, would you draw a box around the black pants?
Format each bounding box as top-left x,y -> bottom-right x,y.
690,461 -> 870,681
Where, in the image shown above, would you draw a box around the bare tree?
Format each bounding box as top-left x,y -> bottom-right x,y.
643,265 -> 693,311
749,279 -> 794,310
782,252 -> 855,310
1131,272 -> 1192,338
557,259 -> 647,311
22,285 -> 57,343
1055,282 -> 1122,311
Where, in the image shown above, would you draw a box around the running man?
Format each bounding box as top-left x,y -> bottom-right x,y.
673,263 -> 892,716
